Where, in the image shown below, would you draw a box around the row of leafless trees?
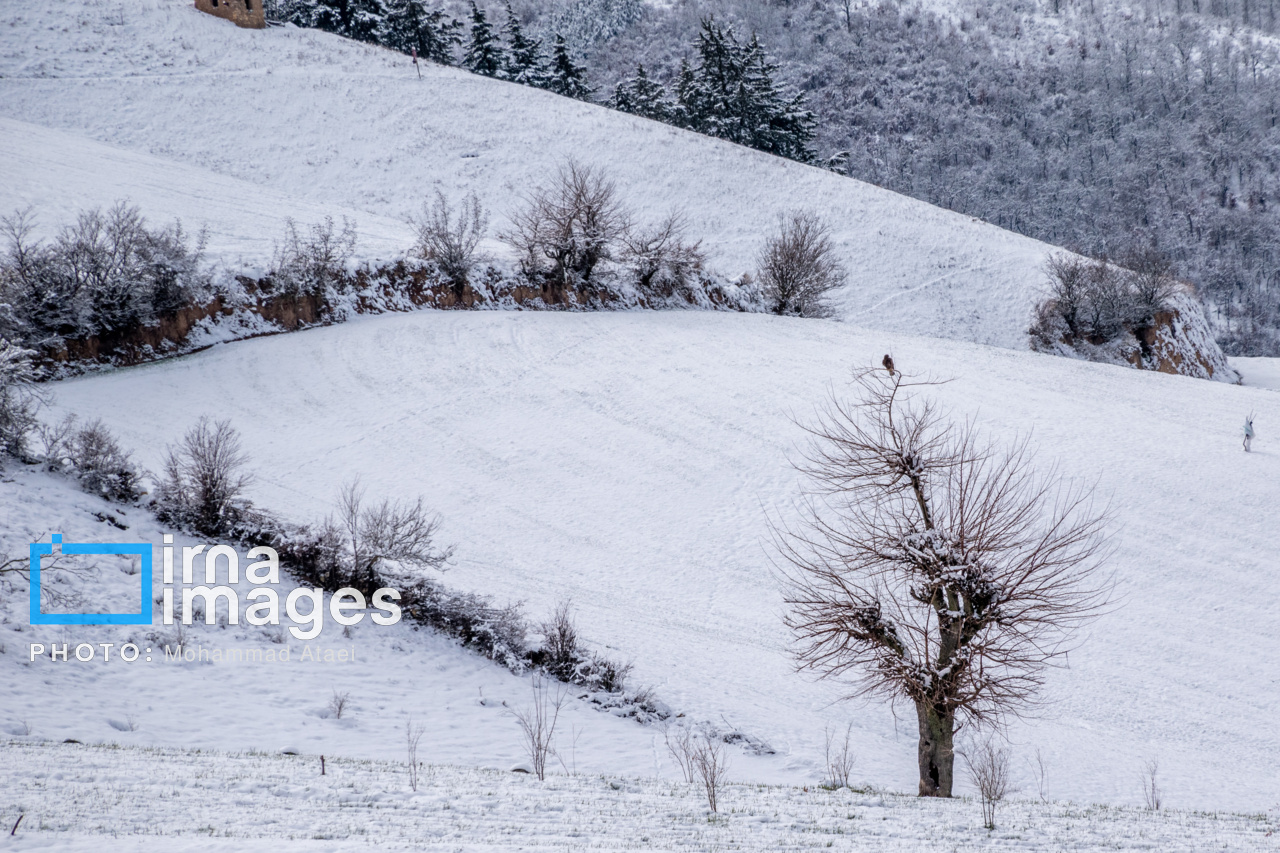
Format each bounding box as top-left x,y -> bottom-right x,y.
414,161 -> 847,315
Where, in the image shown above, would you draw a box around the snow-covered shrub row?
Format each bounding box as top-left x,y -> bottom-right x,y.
0,204 -> 213,359
1,200 -> 768,377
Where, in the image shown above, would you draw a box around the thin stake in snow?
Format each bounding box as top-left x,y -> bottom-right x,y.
412,48 -> 421,79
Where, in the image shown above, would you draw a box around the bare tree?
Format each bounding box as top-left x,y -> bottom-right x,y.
336,477 -> 454,588
1141,758 -> 1162,810
663,723 -> 697,783
405,717 -> 426,791
329,689 -> 351,719
1030,747 -> 1049,802
501,161 -> 629,297
412,191 -> 488,288
512,676 -> 566,781
691,735 -> 730,813
756,210 -> 847,317
964,735 -> 1014,829
155,417 -> 253,536
776,366 -> 1112,797
824,721 -> 856,788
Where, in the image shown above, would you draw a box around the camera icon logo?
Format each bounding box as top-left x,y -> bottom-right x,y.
29,534 -> 153,625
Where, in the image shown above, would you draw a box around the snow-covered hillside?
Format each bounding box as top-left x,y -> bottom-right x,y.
38,311 -> 1280,814
0,0 -> 1061,348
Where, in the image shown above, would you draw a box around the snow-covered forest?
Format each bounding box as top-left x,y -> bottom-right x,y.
269,0 -> 1280,355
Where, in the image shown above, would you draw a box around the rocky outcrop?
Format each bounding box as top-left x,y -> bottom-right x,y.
1031,288 -> 1240,383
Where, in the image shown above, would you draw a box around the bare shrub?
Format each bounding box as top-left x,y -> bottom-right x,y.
757,210 -> 846,317
663,723 -> 697,783
502,161 -> 629,294
35,414 -> 77,467
1031,748 -> 1048,802
405,717 -> 426,791
823,721 -> 855,788
621,211 -> 706,296
964,736 -> 1014,829
329,689 -> 351,719
71,419 -> 143,502
336,478 -> 454,588
270,215 -> 356,296
155,417 -> 254,536
0,341 -> 42,460
512,676 -> 566,781
776,367 -> 1112,797
413,191 -> 488,287
535,599 -> 632,692
691,735 -> 730,813
540,599 -> 580,679
1141,758 -> 1162,811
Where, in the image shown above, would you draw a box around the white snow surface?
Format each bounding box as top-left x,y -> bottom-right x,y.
0,0 -> 1059,348
1232,356 -> 1280,391
32,310 -> 1280,815
1,740 -> 1276,852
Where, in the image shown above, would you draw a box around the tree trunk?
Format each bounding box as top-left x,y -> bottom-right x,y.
916,702 -> 954,797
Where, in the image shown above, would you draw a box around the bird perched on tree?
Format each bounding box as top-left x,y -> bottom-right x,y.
882,354 -> 895,376
1244,414 -> 1255,452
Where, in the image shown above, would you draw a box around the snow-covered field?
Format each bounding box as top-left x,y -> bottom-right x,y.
32,311 -> 1280,815
1,740 -> 1275,852
0,0 -> 1060,348
2,0 -> 1278,847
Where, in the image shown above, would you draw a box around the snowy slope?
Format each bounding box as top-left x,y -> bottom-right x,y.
0,118 -> 414,270
0,0 -> 1060,348
40,311 -> 1280,813
0,467 -> 668,781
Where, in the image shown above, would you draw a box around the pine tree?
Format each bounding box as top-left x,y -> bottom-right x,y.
346,0 -> 387,43
502,3 -> 546,85
674,19 -> 814,163
607,64 -> 673,122
380,0 -> 461,64
546,34 -> 592,101
463,3 -> 504,77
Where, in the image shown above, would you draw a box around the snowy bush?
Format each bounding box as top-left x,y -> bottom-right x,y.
0,204 -> 210,350
0,340 -> 42,460
756,211 -> 846,317
154,418 -> 255,537
621,212 -> 706,299
537,600 -> 633,693
411,191 -> 489,289
69,419 -> 144,503
267,216 -> 356,298
502,161 -> 629,298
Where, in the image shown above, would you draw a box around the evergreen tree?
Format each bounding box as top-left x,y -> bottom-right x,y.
463,3 -> 504,77
346,0 -> 387,43
675,19 -> 814,162
380,0 -> 461,64
502,3 -> 547,86
607,64 -> 673,122
547,34 -> 592,101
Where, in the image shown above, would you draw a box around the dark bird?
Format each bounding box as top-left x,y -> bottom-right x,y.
882,354 -> 895,376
